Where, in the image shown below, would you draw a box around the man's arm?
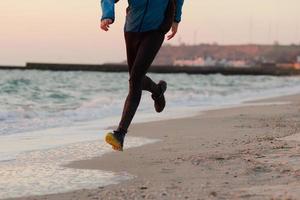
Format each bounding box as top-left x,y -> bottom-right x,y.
167,0 -> 184,40
100,0 -> 115,31
174,0 -> 184,23
101,0 -> 115,22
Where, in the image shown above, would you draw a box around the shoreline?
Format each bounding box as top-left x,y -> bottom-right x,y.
2,83 -> 298,165
6,93 -> 300,200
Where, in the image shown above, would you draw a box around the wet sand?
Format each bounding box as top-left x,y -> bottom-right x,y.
8,94 -> 300,200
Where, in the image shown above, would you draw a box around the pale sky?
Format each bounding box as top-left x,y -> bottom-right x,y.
0,0 -> 300,65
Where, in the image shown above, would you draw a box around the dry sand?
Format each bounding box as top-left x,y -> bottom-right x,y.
8,94 -> 300,200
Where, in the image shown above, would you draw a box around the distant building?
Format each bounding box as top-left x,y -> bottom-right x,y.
294,63 -> 300,69
174,56 -> 220,67
294,56 -> 300,69
227,60 -> 249,67
204,57 -> 217,66
261,62 -> 276,68
277,63 -> 294,69
278,56 -> 300,70
174,56 -> 250,67
173,57 -> 205,66
218,58 -> 228,66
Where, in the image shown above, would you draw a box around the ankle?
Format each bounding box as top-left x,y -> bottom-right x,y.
115,127 -> 127,135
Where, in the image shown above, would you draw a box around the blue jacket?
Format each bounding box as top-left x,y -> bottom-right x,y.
101,0 -> 184,32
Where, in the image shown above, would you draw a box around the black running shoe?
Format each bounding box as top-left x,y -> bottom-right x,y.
151,80 -> 167,113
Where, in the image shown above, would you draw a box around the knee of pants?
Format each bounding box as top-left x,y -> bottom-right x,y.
128,76 -> 143,90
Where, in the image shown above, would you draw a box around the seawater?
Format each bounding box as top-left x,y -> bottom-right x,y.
1,70 -> 300,198
1,70 -> 300,136
0,135 -> 158,199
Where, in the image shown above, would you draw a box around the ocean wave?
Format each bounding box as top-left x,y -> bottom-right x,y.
1,70 -> 300,136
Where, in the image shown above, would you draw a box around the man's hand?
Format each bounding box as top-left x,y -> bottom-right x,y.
100,19 -> 113,31
167,22 -> 179,40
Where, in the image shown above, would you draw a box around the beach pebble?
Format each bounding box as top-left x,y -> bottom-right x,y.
210,191 -> 217,197
140,186 -> 148,190
161,192 -> 167,196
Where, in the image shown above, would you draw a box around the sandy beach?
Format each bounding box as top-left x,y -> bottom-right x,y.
7,94 -> 300,200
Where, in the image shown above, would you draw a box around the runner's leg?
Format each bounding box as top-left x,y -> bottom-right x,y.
125,32 -> 161,96
117,31 -> 165,133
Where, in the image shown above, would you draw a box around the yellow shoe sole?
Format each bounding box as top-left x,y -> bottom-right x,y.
105,132 -> 123,151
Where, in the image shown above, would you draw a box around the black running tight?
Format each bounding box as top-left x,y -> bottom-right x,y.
116,30 -> 165,133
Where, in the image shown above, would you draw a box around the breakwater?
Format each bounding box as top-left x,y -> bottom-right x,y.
0,63 -> 300,76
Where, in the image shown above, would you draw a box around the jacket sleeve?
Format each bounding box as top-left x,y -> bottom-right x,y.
101,0 -> 115,22
174,0 -> 184,23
